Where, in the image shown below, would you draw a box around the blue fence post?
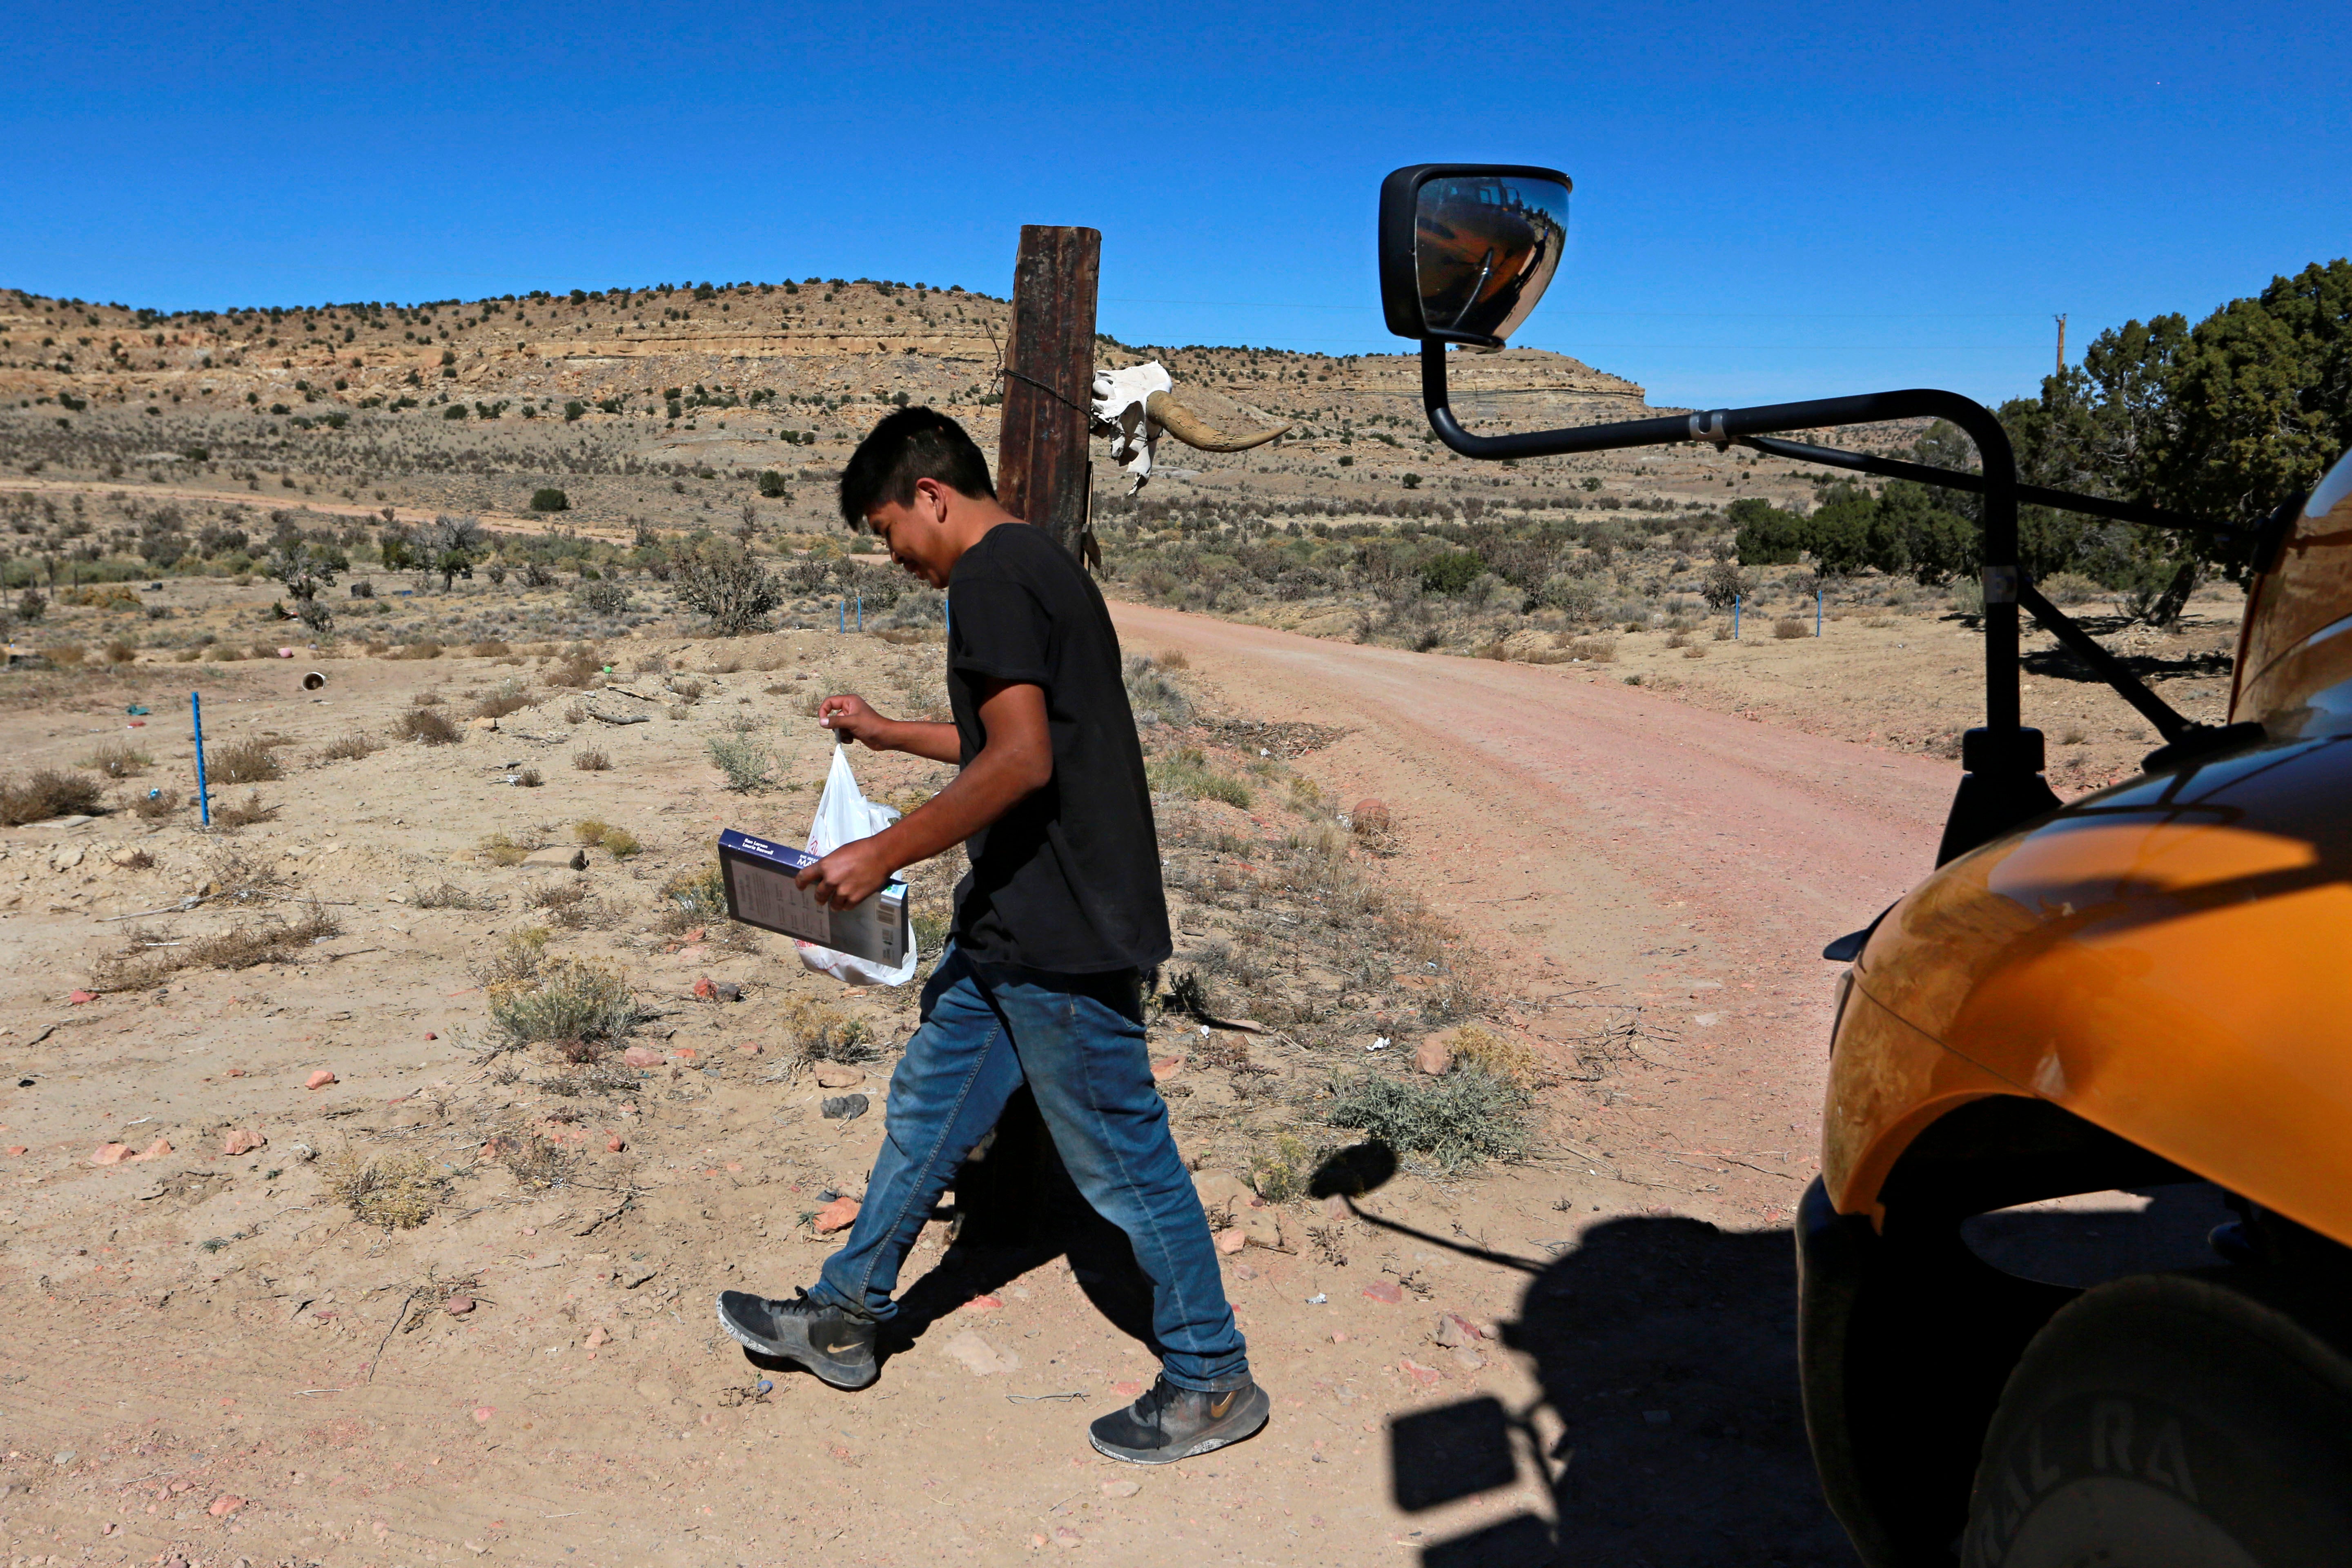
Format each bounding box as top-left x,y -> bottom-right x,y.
1817,588 -> 1824,638
837,600 -> 844,633
1733,595 -> 1741,640
856,593 -> 864,632
191,691 -> 211,828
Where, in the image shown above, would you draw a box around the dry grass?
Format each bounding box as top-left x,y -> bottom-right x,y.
1683,642 -> 1708,659
572,748 -> 610,771
1773,617 -> 1809,640
483,1131 -> 575,1189
93,900 -> 340,990
316,731 -> 379,762
0,768 -> 105,826
1565,635 -> 1617,662
212,791 -> 280,831
548,643 -> 605,688
470,640 -> 513,657
412,882 -> 498,911
1446,1025 -> 1547,1089
42,644 -> 86,668
474,689 -> 534,720
389,640 -> 444,660
325,1148 -> 449,1229
103,639 -> 137,665
657,862 -> 728,933
207,737 -> 284,784
1325,1062 -> 1530,1173
778,997 -> 875,1065
131,787 -> 181,820
479,831 -> 537,866
82,740 -> 151,777
706,732 -> 772,792
393,708 -> 461,745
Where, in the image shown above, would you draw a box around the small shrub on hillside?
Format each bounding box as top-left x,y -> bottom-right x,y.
207,737 -> 283,784
572,747 -> 610,771
706,732 -> 772,792
326,1149 -> 448,1229
0,769 -> 105,826
412,881 -> 497,910
676,541 -> 782,635
394,708 -> 461,745
132,788 -> 181,820
658,862 -> 729,932
488,955 -> 638,1048
474,680 -> 533,719
316,731 -> 379,762
82,741 -> 151,778
1773,617 -> 1808,640
212,791 -> 280,831
1147,746 -> 1251,808
1325,1063 -> 1530,1173
1123,655 -> 1192,725
530,488 -> 571,513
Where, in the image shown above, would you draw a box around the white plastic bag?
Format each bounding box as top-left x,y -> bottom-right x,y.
797,746 -> 919,987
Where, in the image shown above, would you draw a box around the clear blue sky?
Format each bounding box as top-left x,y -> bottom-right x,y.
3,1 -> 2343,408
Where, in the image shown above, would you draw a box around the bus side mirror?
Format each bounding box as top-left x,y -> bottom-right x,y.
1378,164 -> 1572,348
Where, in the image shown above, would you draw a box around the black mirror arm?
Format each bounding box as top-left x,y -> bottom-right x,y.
1735,433 -> 2241,542
1423,341 -> 2042,861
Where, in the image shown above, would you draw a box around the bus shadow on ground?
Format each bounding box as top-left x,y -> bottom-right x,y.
1388,1210 -> 1855,1568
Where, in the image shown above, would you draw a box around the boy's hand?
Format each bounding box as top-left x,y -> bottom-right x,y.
818,694 -> 889,748
795,836 -> 895,911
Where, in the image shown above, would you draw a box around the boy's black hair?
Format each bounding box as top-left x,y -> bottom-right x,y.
838,407 -> 995,528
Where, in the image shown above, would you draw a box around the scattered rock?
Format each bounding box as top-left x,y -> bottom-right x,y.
606,1135 -> 626,1152
584,1326 -> 610,1349
108,846 -> 145,866
67,989 -> 96,1004
472,1406 -> 494,1423
221,1129 -> 267,1156
1191,1170 -> 1252,1222
90,1143 -> 132,1166
621,1046 -> 663,1068
735,1040 -> 762,1055
812,1195 -> 860,1234
305,1069 -> 337,1090
821,1094 -> 869,1121
813,1063 -> 864,1089
445,1296 -> 476,1316
520,847 -> 588,870
1430,1312 -> 1483,1349
941,1329 -> 1017,1376
691,976 -> 715,1000
1351,798 -> 1392,834
127,1136 -> 172,1162
1399,1357 -> 1443,1390
1100,1479 -> 1140,1499
1414,1034 -> 1454,1076
1450,1346 -> 1486,1372
712,981 -> 742,1002
1214,1229 -> 1247,1256
290,1142 -> 317,1162
4,1146 -> 23,1156
1238,1209 -> 1283,1250
1363,1281 -> 1403,1305
468,716 -> 499,731
958,1294 -> 1003,1313
1108,1379 -> 1144,1400
1150,1054 -> 1185,1081
207,1494 -> 245,1517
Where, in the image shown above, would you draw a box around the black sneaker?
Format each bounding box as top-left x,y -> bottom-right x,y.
1088,1375 -> 1270,1465
715,1289 -> 878,1390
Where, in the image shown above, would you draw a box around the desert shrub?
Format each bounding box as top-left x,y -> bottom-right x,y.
1773,617 -> 1809,640
756,470 -> 788,498
488,955 -> 638,1048
1324,1063 -> 1529,1173
1250,1133 -> 1319,1204
548,643 -> 605,687
572,747 -> 610,771
42,643 -> 86,668
470,639 -> 514,657
394,708 -> 461,745
576,579 -> 628,615
326,1149 -> 448,1229
103,639 -> 137,665
95,900 -> 337,988
706,732 -> 772,791
82,740 -> 150,778
676,541 -> 782,635
658,862 -> 729,932
1564,635 -> 1617,662
1123,655 -> 1192,725
212,791 -> 280,830
389,640 -> 443,660
474,680 -> 533,719
316,731 -> 379,762
780,997 -> 875,1064
479,832 -> 535,866
2040,570 -> 2103,606
132,787 -> 181,820
530,488 -> 570,513
1420,550 -> 1483,596
0,768 -> 104,826
599,828 -> 641,858
1445,1025 -> 1546,1089
210,740 -> 284,787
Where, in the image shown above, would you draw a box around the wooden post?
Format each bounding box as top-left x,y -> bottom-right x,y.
997,225 -> 1100,559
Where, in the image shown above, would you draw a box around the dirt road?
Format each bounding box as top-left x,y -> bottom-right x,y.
1111,600 -> 1957,1205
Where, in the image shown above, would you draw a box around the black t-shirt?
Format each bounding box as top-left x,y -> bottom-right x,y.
943,521 -> 1171,974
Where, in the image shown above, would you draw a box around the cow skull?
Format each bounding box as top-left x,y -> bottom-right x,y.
1089,361 -> 1290,493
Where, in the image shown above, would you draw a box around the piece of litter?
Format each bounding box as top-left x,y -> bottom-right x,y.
1368,1037 -> 1391,1052
1006,1390 -> 1088,1403
1306,1293 -> 1327,1305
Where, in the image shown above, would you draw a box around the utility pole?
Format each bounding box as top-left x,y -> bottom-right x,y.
2055,313 -> 2067,379
996,225 -> 1100,560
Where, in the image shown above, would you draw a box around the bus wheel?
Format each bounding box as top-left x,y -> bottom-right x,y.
1963,1272 -> 2352,1568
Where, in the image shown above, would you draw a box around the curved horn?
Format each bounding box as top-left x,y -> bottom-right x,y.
1145,390 -> 1290,453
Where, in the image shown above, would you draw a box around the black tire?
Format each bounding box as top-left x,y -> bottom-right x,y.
1963,1272 -> 2352,1568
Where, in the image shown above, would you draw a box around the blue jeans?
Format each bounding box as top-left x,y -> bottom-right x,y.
810,944 -> 1250,1392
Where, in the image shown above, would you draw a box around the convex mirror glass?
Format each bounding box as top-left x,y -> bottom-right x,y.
1381,165 -> 1570,347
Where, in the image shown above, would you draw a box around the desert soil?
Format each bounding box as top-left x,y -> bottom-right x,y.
0,569 -> 2034,1568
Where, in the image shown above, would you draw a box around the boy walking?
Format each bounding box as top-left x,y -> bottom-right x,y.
717,408 -> 1267,1464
